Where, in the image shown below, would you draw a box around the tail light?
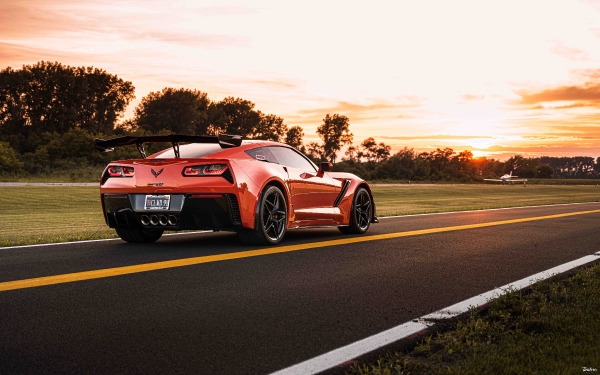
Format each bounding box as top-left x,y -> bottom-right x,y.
183,164 -> 228,176
107,166 -> 135,177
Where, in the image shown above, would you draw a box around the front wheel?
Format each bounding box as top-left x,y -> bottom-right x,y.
115,227 -> 163,243
238,185 -> 287,245
338,187 -> 372,234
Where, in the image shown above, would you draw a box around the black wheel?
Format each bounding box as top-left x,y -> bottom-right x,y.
339,187 -> 372,234
238,185 -> 287,245
115,227 -> 163,243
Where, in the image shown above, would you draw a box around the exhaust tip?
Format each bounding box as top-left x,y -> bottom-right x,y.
159,215 -> 168,226
141,215 -> 150,225
168,215 -> 178,226
150,215 -> 159,225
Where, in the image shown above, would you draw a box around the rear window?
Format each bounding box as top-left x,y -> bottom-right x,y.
245,147 -> 276,162
151,143 -> 223,159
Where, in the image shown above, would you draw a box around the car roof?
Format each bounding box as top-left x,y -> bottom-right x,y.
148,139 -> 293,159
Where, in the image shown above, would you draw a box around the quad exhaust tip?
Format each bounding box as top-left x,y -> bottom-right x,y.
141,214 -> 178,226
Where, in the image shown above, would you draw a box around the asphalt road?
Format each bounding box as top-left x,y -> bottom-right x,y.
1,203 -> 600,375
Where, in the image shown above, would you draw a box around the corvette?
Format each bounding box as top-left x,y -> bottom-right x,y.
94,134 -> 377,245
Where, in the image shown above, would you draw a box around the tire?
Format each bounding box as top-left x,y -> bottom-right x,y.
115,227 -> 164,243
338,187 -> 372,234
238,185 -> 287,245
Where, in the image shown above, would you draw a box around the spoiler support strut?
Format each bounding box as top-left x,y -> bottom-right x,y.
136,143 -> 147,158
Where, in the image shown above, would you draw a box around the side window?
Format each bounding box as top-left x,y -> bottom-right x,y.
245,147 -> 276,162
268,146 -> 317,172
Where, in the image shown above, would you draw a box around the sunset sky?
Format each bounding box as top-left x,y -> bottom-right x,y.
2,0 -> 600,159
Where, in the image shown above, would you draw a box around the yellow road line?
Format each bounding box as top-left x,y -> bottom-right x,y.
2,208 -> 600,292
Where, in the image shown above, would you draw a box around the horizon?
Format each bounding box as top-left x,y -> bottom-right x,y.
2,0 -> 600,160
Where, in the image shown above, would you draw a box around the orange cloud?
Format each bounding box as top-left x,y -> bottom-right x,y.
462,94 -> 484,101
519,82 -> 600,105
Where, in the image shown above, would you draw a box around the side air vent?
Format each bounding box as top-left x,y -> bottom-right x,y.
222,168 -> 234,184
226,194 -> 242,225
334,179 -> 351,207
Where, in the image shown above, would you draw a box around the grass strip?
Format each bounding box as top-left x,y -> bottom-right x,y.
1,185 -> 599,247
346,261 -> 600,375
371,185 -> 600,216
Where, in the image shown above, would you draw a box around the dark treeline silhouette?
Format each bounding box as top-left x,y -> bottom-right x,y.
1,61 -> 599,181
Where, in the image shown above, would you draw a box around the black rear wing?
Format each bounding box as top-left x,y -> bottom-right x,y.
94,134 -> 243,158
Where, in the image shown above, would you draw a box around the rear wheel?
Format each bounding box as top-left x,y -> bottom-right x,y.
115,227 -> 163,243
238,185 -> 287,245
339,187 -> 372,234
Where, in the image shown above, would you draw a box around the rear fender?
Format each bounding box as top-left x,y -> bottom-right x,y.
230,160 -> 291,230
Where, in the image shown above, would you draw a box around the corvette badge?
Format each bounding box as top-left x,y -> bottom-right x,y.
151,168 -> 163,178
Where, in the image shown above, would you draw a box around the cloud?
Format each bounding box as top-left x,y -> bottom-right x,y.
462,94 -> 484,101
551,42 -> 590,62
0,0 -> 251,52
377,135 -> 493,141
192,6 -> 255,16
519,82 -> 600,105
296,101 -> 410,115
529,102 -> 591,110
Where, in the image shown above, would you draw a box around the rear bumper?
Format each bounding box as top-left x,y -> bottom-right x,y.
103,193 -> 242,231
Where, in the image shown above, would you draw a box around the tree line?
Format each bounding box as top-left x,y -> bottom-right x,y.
1,61 -> 599,181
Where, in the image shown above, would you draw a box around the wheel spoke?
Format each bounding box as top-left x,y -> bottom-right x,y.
264,200 -> 273,214
265,220 -> 275,234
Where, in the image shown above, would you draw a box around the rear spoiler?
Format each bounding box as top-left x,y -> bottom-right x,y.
94,134 -> 243,158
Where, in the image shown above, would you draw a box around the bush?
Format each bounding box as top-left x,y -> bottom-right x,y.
0,142 -> 24,175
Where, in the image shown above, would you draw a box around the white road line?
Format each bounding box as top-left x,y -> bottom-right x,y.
378,201 -> 600,219
269,252 -> 600,375
0,231 -> 210,250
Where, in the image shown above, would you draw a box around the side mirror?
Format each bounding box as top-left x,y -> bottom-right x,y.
317,162 -> 333,177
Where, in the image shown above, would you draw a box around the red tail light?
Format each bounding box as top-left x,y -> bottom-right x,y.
183,164 -> 228,176
107,166 -> 135,177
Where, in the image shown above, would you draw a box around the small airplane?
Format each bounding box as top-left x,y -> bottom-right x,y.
484,171 -> 527,184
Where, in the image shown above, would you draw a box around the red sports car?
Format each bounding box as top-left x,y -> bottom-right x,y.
94,134 -> 377,245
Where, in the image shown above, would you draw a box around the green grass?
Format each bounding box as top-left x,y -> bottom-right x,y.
0,186 -> 117,247
371,185 -> 600,216
369,179 -> 600,185
347,262 -> 600,375
0,185 -> 599,247
1,165 -> 105,183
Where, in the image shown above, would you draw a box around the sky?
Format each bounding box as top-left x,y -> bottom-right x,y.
2,0 -> 600,160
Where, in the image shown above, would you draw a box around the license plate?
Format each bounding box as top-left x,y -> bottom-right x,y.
144,195 -> 171,210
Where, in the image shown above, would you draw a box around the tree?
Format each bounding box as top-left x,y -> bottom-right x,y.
504,155 -> 539,178
0,61 -> 134,153
284,126 -> 305,152
253,113 -> 287,142
207,97 -> 261,137
422,148 -> 455,179
316,114 -> 353,163
375,142 -> 391,162
134,88 -> 209,135
359,137 -> 377,161
344,145 -> 359,161
306,142 -> 326,163
536,164 -> 554,178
